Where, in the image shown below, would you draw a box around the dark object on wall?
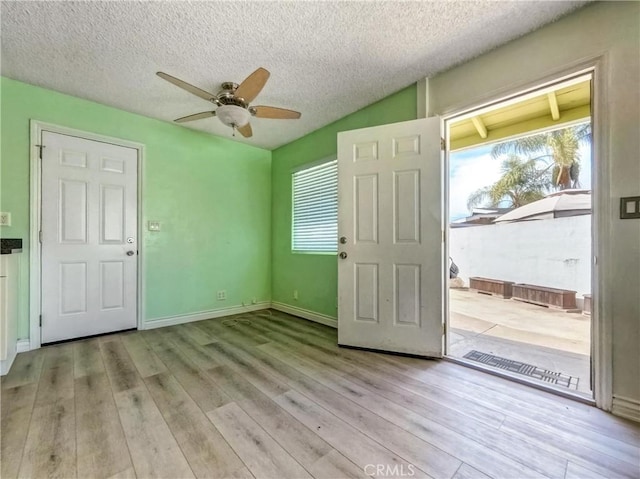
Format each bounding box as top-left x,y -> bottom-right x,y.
449,258 -> 459,279
620,196 -> 640,219
0,238 -> 22,254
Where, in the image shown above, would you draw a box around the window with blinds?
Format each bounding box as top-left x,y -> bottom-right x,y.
292,159 -> 338,253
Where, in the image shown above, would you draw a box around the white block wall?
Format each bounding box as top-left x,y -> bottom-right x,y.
450,215 -> 591,298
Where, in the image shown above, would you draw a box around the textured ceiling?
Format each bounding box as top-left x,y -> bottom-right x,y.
1,1 -> 588,150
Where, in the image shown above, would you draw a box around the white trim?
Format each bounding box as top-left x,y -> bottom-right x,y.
29,121 -> 42,350
29,121 -> 145,349
142,302 -> 271,330
612,396 -> 640,423
589,56 -> 613,412
0,354 -> 16,376
438,58 -> 611,409
271,301 -> 337,328
16,339 -> 30,353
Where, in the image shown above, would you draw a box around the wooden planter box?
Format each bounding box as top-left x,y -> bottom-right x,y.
583,294 -> 592,316
469,277 -> 514,299
512,283 -> 577,310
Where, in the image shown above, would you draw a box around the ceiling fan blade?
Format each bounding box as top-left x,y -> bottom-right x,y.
237,122 -> 253,138
157,72 -> 217,102
234,68 -> 270,103
174,111 -> 216,123
252,106 -> 301,119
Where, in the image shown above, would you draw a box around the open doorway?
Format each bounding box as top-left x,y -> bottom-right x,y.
445,74 -> 594,399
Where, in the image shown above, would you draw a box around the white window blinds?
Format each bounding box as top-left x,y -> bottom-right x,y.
292,159 -> 338,252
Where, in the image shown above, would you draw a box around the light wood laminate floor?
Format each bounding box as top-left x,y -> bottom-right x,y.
1,310 -> 639,479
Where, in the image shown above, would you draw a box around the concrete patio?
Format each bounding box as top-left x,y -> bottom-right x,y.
448,288 -> 592,395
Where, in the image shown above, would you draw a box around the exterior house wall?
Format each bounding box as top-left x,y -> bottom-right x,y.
450,216 -> 591,300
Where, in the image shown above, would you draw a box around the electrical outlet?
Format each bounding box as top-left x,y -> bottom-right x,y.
148,221 -> 161,231
0,212 -> 11,226
217,290 -> 227,301
251,297 -> 257,304
293,290 -> 298,300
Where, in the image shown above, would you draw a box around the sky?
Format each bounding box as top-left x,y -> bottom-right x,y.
449,142 -> 592,222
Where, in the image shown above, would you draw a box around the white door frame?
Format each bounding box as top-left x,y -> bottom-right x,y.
436,57 -> 611,410
29,120 -> 145,349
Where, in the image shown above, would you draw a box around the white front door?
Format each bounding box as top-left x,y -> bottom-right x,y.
41,131 -> 138,343
337,117 -> 443,357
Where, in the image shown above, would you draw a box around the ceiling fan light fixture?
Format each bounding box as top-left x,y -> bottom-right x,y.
215,104 -> 251,128
157,67 -> 301,139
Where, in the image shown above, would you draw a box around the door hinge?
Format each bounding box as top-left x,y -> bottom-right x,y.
440,138 -> 445,150
35,144 -> 45,159
39,230 -> 43,243
39,315 -> 42,327
442,322 -> 447,336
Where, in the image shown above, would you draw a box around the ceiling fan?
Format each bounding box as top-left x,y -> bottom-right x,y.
156,67 -> 301,138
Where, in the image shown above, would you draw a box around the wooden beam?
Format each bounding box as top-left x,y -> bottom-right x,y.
451,104 -> 590,151
547,92 -> 560,121
471,116 -> 488,139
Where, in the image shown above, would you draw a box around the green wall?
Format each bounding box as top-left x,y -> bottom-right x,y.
271,85 -> 418,318
1,77 -> 272,338
0,76 -> 416,340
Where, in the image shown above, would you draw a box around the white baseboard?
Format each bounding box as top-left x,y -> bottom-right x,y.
270,301 -> 337,329
0,351 -> 17,375
143,302 -> 271,330
0,339 -> 27,375
16,339 -> 31,353
0,357 -> 15,376
612,395 -> 640,423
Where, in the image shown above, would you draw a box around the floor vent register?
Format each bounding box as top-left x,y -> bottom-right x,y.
463,350 -> 579,390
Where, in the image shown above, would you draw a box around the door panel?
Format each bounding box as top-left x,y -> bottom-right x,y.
394,263 -> 421,325
337,117 -> 443,357
100,261 -> 125,310
41,131 -> 138,343
394,170 -> 421,243
101,185 -> 126,243
355,263 -> 379,322
355,175 -> 378,243
59,262 -> 88,315
59,180 -> 88,243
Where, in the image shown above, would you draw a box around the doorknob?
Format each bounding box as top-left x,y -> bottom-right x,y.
126,250 -> 135,256
339,236 -> 347,244
339,252 -> 347,259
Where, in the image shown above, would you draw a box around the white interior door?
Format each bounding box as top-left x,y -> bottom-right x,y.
41,131 -> 138,343
337,117 -> 443,357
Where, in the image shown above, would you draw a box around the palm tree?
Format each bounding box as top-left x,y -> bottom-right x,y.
490,123 -> 590,190
467,155 -> 552,210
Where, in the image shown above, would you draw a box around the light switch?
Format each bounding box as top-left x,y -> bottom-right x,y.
148,221 -> 161,231
620,197 -> 640,219
0,212 -> 11,226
